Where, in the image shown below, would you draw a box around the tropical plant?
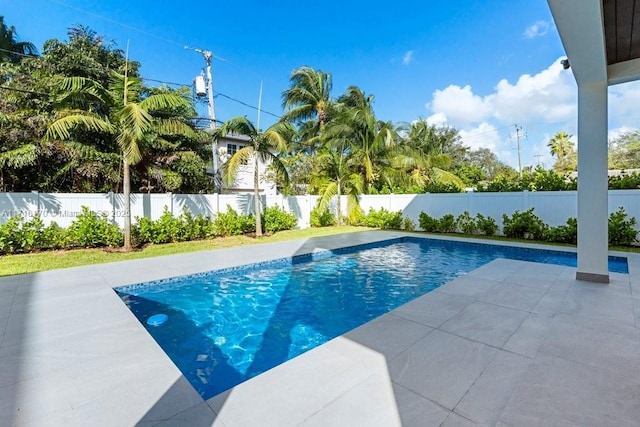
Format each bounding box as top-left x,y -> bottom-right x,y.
547,132 -> 576,174
281,66 -> 334,129
213,116 -> 293,236
309,136 -> 364,225
396,119 -> 464,191
45,72 -> 196,250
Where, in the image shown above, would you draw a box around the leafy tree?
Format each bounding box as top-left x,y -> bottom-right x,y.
547,132 -> 576,174
213,116 -> 294,236
609,130 -> 640,170
0,16 -> 37,64
454,147 -> 514,185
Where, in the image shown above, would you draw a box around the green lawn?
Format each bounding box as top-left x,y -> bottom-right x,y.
0,226 -> 368,277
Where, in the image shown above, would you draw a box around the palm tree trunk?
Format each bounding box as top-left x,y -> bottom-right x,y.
254,157 -> 262,237
336,179 -> 342,226
123,160 -> 132,250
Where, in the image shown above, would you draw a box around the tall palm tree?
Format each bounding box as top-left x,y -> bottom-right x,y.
547,132 -> 576,173
46,73 -> 195,250
0,16 -> 37,63
213,116 -> 294,237
281,66 -> 334,152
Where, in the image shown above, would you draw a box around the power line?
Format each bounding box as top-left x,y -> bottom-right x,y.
0,47 -> 37,58
140,76 -> 282,119
0,85 -> 48,96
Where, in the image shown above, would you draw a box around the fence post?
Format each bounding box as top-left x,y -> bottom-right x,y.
168,192 -> 173,215
109,191 -> 115,223
523,190 -> 529,210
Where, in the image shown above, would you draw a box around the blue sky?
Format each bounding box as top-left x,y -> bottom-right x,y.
5,0 -> 640,170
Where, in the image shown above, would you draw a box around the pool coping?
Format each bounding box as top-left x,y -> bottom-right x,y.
1,230 -> 639,426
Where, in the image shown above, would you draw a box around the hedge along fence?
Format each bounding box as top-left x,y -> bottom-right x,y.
2,190 -> 640,232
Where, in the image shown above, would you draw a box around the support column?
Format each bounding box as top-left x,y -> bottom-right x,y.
576,82 -> 609,283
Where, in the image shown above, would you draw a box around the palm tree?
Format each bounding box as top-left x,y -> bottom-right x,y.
396,119 -> 464,189
0,16 -> 37,63
46,73 -> 195,250
310,142 -> 364,225
213,116 -> 294,237
281,66 -> 334,152
547,132 -> 576,173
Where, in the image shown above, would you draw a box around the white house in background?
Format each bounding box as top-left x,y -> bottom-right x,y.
210,133 -> 279,195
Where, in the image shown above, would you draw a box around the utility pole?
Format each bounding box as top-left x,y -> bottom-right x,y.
534,154 -> 543,168
189,47 -> 219,191
515,124 -> 523,178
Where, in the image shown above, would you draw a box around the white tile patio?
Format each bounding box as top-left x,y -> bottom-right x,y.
1,230 -> 639,426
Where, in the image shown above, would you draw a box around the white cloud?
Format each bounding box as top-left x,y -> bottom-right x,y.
488,61 -> 576,125
459,122 -> 501,152
425,112 -> 448,126
426,59 -> 576,129
424,58 -> 640,168
524,20 -> 550,39
402,50 -> 414,66
428,84 -> 492,125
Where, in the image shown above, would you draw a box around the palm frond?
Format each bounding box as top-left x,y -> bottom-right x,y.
0,144 -> 38,168
153,118 -> 196,138
222,145 -> 254,185
140,93 -> 193,112
45,113 -> 114,141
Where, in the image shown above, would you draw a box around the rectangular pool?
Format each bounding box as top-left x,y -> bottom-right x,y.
114,237 -> 627,399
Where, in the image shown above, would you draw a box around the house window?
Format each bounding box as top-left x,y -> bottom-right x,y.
226,143 -> 248,165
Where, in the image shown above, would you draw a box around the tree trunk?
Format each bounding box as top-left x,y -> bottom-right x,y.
123,160 -> 132,251
336,179 -> 342,225
254,156 -> 262,237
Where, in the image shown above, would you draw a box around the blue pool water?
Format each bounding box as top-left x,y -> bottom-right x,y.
115,237 -> 627,399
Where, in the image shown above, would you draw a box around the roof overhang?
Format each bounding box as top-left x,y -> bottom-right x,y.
548,0 -> 640,86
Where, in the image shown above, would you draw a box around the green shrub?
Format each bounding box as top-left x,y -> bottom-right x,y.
423,182 -> 463,193
502,208 -> 547,240
437,214 -> 456,233
132,217 -> 155,245
608,207 -> 638,246
402,217 -> 416,231
67,206 -> 123,248
544,217 -> 577,244
456,211 -> 477,234
262,205 -> 297,233
360,208 -> 403,229
310,206 -> 336,227
476,214 -> 498,236
41,222 -> 68,250
153,207 -> 187,243
0,215 -> 24,254
213,206 -> 255,236
419,212 -> 438,232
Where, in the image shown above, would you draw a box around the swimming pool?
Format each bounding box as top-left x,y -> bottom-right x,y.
115,237 -> 627,399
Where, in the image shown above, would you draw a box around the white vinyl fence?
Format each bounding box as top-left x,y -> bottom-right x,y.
2,190 -> 640,231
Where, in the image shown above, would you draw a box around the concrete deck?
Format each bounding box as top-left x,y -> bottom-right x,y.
1,230 -> 639,426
